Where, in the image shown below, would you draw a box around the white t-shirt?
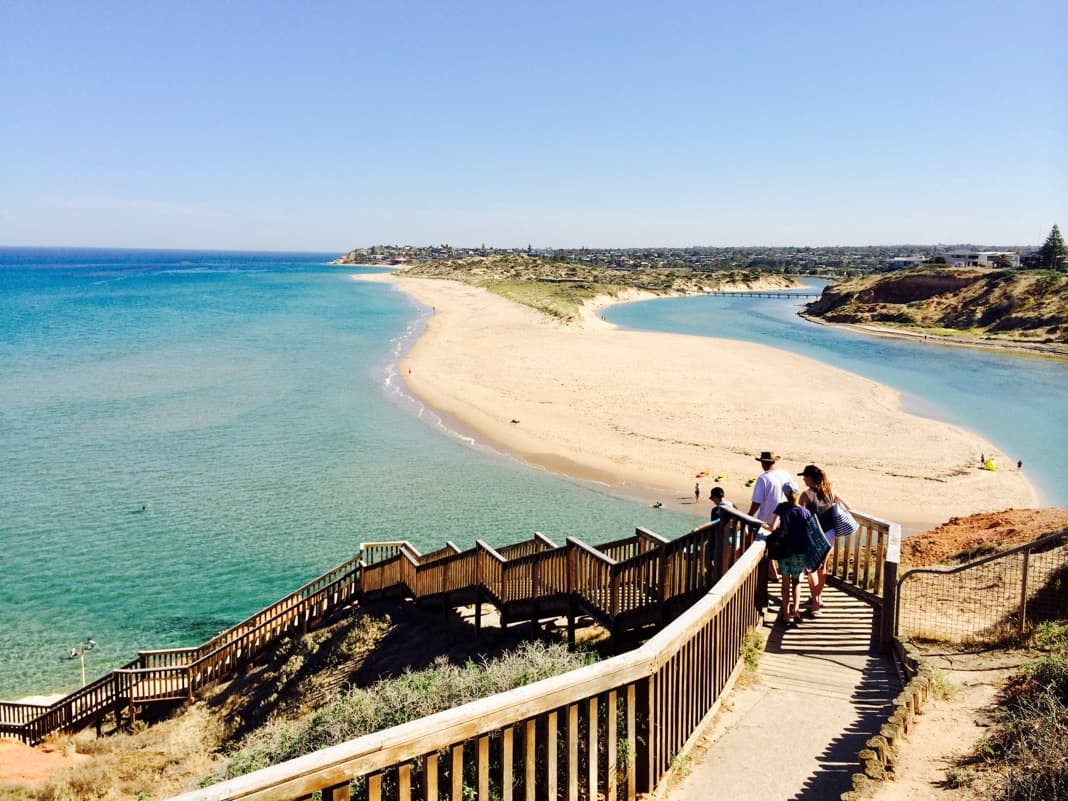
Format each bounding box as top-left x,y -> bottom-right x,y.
750,467 -> 791,525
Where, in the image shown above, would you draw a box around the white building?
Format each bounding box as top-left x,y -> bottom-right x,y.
942,249 -> 1020,268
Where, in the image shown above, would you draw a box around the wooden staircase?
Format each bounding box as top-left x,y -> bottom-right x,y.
1,511 -> 763,746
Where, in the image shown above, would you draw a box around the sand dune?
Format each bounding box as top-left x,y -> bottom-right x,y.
365,274 -> 1036,534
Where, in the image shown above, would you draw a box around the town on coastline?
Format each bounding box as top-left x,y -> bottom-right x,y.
336,226 -> 1068,350
334,228 -> 1066,277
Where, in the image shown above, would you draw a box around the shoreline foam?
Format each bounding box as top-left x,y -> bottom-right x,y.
360,273 -> 1037,534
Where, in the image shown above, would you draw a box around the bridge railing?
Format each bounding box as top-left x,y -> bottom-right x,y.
499,544 -> 569,604
595,527 -> 666,562
359,541 -> 416,566
418,542 -> 462,564
169,532 -> 769,801
565,537 -> 617,618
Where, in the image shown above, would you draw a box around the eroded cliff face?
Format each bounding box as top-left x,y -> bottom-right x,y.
806,269 -> 1068,344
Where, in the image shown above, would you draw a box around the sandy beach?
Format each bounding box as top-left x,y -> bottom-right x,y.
365,273 -> 1036,534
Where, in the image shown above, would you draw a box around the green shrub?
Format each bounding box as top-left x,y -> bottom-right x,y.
1034,621 -> 1068,654
222,640 -> 596,779
983,652 -> 1068,801
740,627 -> 764,671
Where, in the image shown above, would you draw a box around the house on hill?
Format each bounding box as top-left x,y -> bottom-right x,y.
943,249 -> 1020,268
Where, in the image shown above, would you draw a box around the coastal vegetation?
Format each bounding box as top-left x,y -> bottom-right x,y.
394,254 -> 790,321
220,638 -> 596,781
337,244 -> 1068,345
804,268 -> 1068,347
946,620 -> 1068,800
0,608 -> 599,800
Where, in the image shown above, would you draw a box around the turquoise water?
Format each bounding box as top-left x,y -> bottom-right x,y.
604,288 -> 1068,508
0,249 -> 697,698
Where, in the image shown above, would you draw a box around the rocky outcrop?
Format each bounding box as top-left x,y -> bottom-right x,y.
806,269 -> 1068,345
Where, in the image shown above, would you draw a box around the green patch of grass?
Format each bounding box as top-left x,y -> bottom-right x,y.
740,627 -> 764,671
1034,621 -> 1068,654
483,279 -> 614,320
928,667 -> 959,700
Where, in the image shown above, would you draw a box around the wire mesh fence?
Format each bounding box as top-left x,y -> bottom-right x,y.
896,530 -> 1068,644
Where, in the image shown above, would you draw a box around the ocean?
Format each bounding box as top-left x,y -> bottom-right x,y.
0,248 -> 698,698
3,249 -> 1064,698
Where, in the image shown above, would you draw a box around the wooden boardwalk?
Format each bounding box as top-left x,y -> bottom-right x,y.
665,583 -> 902,801
1,515 -> 766,745
6,509 -> 903,801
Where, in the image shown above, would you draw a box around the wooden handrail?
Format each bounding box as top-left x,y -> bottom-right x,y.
8,516 -> 776,746
6,557 -> 364,745
168,539 -> 770,801
635,526 -> 670,547
533,531 -> 558,550
825,510 -> 893,600
476,540 -> 507,563
565,536 -> 618,565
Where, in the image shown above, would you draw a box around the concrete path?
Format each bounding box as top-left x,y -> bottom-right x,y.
665,583 -> 902,801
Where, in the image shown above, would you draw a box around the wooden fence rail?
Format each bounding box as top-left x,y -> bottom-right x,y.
170,534 -> 769,801
826,512 -> 896,601
1,508 -> 890,748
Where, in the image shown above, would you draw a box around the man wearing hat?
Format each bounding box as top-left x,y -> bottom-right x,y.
748,450 -> 791,527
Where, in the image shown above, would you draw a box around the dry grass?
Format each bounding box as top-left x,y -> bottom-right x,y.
5,604 -> 599,800
10,705 -> 225,801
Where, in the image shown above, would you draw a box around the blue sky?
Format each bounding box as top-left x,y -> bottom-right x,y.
2,1 -> 1065,251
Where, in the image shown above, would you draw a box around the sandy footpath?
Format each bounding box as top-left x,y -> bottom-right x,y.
362,274 -> 1035,533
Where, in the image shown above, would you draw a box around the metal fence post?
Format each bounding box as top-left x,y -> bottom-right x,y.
1019,547 -> 1031,634
879,522 -> 902,654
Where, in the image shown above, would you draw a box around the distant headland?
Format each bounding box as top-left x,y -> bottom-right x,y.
334,241 -> 1068,354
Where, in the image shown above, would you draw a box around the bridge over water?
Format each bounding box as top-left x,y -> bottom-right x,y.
705,290 -> 821,299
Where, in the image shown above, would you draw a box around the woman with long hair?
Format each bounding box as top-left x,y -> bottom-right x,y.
797,464 -> 849,615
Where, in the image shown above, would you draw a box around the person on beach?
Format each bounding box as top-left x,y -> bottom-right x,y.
771,481 -> 812,625
798,464 -> 849,615
748,450 -> 790,580
695,482 -> 701,503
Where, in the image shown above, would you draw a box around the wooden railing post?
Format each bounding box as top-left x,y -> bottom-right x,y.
878,522 -> 902,654
713,524 -> 730,584
567,544 -> 576,646
475,544 -> 484,638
